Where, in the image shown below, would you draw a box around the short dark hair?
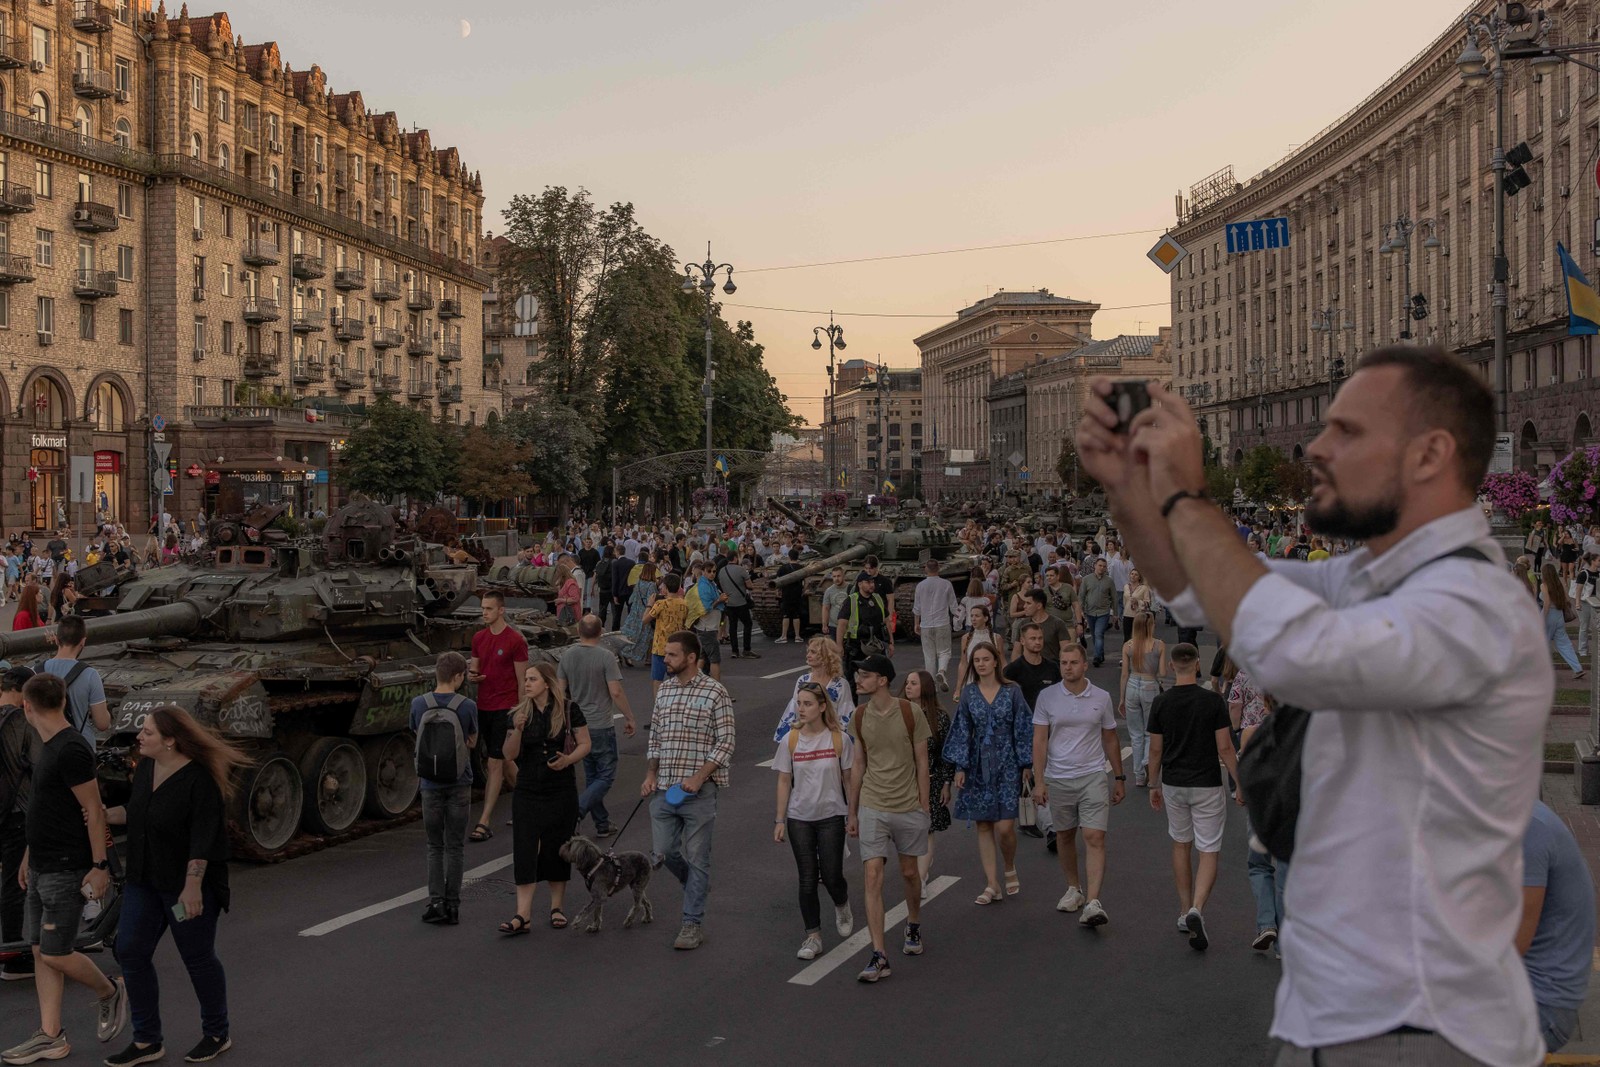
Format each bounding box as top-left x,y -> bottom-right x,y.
865,555 -> 880,568
664,573 -> 682,593
665,630 -> 700,661
56,616 -> 86,648
22,673 -> 65,715
1018,621 -> 1043,637
481,590 -> 505,607
1356,344 -> 1494,489
1170,642 -> 1200,667
1027,589 -> 1047,607
435,651 -> 467,684
0,665 -> 33,693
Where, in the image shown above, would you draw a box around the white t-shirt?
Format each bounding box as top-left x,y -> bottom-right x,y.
1031,680 -> 1115,779
774,728 -> 854,822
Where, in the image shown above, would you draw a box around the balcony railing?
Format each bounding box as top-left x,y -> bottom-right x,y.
332,368 -> 357,391
290,252 -> 325,279
0,111 -> 152,176
371,327 -> 404,350
371,372 -> 400,395
238,126 -> 259,152
483,341 -> 504,364
0,254 -> 34,284
290,308 -> 326,333
0,36 -> 24,70
406,290 -> 434,311
71,68 -> 114,100
438,341 -> 461,363
243,297 -> 281,323
0,183 -> 35,214
406,336 -> 434,357
371,276 -> 401,301
438,383 -> 462,404
70,200 -> 118,233
72,2 -> 113,32
291,360 -> 327,384
242,239 -> 279,266
73,269 -> 117,298
333,317 -> 365,342
332,266 -> 365,290
184,404 -> 365,429
484,315 -> 505,338
407,378 -> 434,399
241,353 -> 280,378
438,297 -> 462,319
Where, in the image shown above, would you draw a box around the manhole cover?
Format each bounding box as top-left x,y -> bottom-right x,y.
461,876 -> 517,900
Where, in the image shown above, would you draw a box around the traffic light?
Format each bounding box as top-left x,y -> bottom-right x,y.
1504,142 -> 1534,196
1409,293 -> 1430,321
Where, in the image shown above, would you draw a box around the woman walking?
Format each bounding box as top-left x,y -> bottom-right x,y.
944,643 -> 1034,905
956,576 -> 989,636
773,683 -> 855,960
104,706 -> 248,1065
1559,529 -> 1581,584
1120,568 -> 1152,646
1542,563 -> 1586,679
10,583 -> 41,631
899,669 -> 952,890
499,663 -> 592,935
772,637 -> 855,742
553,559 -> 582,626
954,604 -> 1005,691
1118,611 -> 1166,787
1006,574 -> 1035,643
619,561 -> 659,668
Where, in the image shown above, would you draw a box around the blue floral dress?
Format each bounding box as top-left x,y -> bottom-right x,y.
944,682 -> 1034,822
771,672 -> 856,742
620,577 -> 658,665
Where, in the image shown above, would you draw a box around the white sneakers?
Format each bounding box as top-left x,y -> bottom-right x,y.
1056,886 -> 1085,913
1079,899 -> 1108,927
835,903 -> 854,938
797,933 -> 822,960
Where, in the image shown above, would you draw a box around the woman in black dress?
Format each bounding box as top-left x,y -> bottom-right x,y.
499,662 -> 591,934
898,669 -> 953,892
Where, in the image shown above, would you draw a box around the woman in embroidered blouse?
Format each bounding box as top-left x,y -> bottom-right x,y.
772,636 -> 855,742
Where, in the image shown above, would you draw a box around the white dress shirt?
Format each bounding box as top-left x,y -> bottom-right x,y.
1171,506 -> 1548,1067
913,574 -> 958,629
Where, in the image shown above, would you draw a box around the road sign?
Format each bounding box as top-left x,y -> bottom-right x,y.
1008,450 -> 1024,468
1225,217 -> 1291,254
1490,432 -> 1514,474
1146,233 -> 1189,274
152,442 -> 172,468
69,456 -> 93,504
151,414 -> 166,432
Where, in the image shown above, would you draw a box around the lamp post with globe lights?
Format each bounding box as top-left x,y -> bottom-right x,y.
681,244 -> 736,490
812,313 -> 847,495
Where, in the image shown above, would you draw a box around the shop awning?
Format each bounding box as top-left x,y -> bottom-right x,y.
207,455 -> 313,474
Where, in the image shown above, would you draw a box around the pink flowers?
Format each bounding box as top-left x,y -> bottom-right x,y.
1545,447 -> 1600,524
1480,470 -> 1542,519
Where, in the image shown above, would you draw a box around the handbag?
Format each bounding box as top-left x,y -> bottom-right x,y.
1017,781 -> 1038,828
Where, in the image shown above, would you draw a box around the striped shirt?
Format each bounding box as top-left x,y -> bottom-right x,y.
646,671 -> 736,788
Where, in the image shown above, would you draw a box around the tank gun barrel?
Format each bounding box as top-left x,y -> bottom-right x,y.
771,543 -> 870,588
484,563 -> 559,594
0,601 -> 205,660
766,496 -> 817,534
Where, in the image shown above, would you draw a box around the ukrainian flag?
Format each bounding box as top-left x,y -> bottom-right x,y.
1558,243 -> 1600,336
882,479 -> 896,493
714,454 -> 729,476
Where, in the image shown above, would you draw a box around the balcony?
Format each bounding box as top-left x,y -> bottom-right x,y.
406,335 -> 434,357
332,368 -> 357,391
0,182 -> 34,214
241,239 -> 279,266
407,378 -> 434,399
73,269 -> 117,299
371,276 -> 401,301
290,252 -> 325,280
406,290 -> 434,311
291,360 -> 327,384
333,316 -> 365,342
70,200 -> 118,233
438,297 -> 462,319
332,266 -> 365,291
71,2 -> 113,32
185,404 -> 365,429
371,372 -> 400,396
242,352 -> 280,378
483,288 -> 499,305
0,254 -> 34,285
290,308 -> 326,333
238,126 -> 259,152
242,296 -> 281,323
484,315 -> 505,338
438,341 -> 462,363
0,36 -> 24,70
332,167 -> 348,190
371,327 -> 404,350
71,68 -> 115,100
483,341 -> 504,365
438,383 -> 462,405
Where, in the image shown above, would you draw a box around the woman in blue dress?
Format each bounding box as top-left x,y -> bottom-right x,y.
619,560 -> 659,667
944,640 -> 1034,905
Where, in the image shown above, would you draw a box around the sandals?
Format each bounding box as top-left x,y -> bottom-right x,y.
549,909 -> 568,929
974,887 -> 1004,906
498,914 -> 530,936
1005,869 -> 1021,896
468,823 -> 493,843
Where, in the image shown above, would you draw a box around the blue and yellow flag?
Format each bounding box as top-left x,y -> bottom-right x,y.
1558,243 -> 1600,336
714,454 -> 729,476
882,479 -> 896,493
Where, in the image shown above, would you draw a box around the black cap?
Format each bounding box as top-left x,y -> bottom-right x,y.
856,654 -> 895,682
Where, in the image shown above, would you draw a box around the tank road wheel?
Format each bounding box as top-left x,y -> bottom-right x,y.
893,584 -> 918,641
234,754 -> 304,856
299,738 -> 369,836
749,582 -> 784,640
360,732 -> 420,820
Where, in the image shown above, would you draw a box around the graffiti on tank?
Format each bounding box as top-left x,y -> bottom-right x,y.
218,695 -> 272,738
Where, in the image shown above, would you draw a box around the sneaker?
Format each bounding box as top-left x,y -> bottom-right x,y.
742,651 -> 762,659
1185,908 -> 1209,952
834,903 -> 853,938
902,927 -> 923,956
1079,899 -> 1109,927
183,1036 -> 231,1063
673,923 -> 705,950
104,1042 -> 165,1066
1056,886 -> 1085,913
1,1029 -> 68,1064
1018,824 -> 1044,839
594,824 -> 619,839
1252,927 -> 1278,951
936,675 -> 949,693
856,951 -> 891,982
97,977 -> 129,1043
420,902 -> 446,924
0,960 -> 34,981
796,933 -> 823,960
1178,913 -> 1191,933
774,637 -> 788,644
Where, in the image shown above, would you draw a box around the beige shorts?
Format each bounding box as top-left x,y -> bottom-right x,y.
1045,772 -> 1110,832
1162,784 -> 1226,852
858,805 -> 929,861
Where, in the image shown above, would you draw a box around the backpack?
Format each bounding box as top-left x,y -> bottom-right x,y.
57,662 -> 89,735
414,693 -> 470,784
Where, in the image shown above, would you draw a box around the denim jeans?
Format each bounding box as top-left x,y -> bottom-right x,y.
579,727 -> 619,829
1246,833 -> 1288,933
1123,677 -> 1160,781
116,881 -> 228,1046
786,814 -> 848,933
1540,1001 -> 1580,1053
1088,613 -> 1111,661
421,784 -> 471,906
651,783 -> 717,925
1546,607 -> 1583,673
727,605 -> 754,656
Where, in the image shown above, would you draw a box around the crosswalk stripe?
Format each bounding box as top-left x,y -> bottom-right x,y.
299,853 -> 514,936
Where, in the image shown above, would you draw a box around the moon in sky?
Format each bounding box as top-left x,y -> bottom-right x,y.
460,19 -> 471,38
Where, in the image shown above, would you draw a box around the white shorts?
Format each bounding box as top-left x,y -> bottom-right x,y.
1162,784 -> 1226,852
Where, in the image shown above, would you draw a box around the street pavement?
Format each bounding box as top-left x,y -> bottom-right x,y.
0,623 -> 1282,1066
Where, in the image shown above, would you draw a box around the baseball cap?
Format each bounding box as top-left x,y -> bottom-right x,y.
856,654 -> 896,682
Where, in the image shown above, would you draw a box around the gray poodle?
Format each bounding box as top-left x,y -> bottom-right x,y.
559,835 -> 654,933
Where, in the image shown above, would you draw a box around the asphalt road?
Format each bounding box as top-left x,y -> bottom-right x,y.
0,623 -> 1281,1067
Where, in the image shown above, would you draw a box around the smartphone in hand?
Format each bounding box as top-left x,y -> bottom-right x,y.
1107,379 -> 1152,434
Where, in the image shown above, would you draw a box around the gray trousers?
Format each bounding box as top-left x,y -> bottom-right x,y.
1270,1032 -> 1489,1066
920,625 -> 953,685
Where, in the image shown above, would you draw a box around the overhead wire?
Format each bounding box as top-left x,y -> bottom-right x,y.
727,300 -> 1170,319
737,227 -> 1168,274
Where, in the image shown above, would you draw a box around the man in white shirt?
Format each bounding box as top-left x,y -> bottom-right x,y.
1105,540 -> 1130,618
1077,345 -> 1548,1067
912,560 -> 957,692
1030,642 -> 1124,927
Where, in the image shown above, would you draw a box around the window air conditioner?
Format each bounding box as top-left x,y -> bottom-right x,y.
28,61 -> 44,73
36,332 -> 52,345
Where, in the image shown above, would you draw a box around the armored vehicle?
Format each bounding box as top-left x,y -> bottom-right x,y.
749,498 -> 976,641
0,500 -> 574,861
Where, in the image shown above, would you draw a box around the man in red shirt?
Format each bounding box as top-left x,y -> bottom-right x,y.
468,591 -> 529,842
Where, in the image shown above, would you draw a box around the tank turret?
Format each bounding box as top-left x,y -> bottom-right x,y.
771,544 -> 870,588
767,496 -> 817,535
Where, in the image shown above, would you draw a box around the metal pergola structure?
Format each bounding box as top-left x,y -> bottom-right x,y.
613,448 -> 824,514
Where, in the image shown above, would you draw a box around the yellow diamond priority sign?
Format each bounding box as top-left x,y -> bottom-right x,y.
1147,233 -> 1189,274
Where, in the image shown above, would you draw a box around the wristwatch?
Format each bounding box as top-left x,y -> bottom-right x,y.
1113,775 -> 1127,782
91,859 -> 109,871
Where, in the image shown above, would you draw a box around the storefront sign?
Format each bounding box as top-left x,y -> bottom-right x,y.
315,469 -> 329,484
29,434 -> 65,449
238,473 -> 274,484
93,451 -> 120,474
186,463 -> 204,478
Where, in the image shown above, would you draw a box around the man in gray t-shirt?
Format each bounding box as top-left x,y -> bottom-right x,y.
42,617 -> 109,747
558,617 -> 636,836
1078,559 -> 1116,669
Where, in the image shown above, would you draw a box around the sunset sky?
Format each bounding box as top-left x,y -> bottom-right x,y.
252,0 -> 1474,424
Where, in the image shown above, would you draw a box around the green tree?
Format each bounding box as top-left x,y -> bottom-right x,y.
1203,463 -> 1236,505
1273,457 -> 1313,504
1055,435 -> 1098,494
455,424 -> 535,511
337,398 -> 457,502
501,397 -> 598,514
1238,444 -> 1284,505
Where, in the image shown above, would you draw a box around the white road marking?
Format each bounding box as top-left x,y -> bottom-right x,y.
756,758 -> 775,768
788,875 -> 959,986
299,853 -> 514,936
613,713 -> 625,720
761,665 -> 809,679
1122,746 -> 1132,762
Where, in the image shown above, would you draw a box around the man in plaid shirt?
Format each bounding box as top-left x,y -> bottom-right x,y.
640,630 -> 736,951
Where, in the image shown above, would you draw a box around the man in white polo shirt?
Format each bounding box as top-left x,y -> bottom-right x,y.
1030,642 -> 1125,928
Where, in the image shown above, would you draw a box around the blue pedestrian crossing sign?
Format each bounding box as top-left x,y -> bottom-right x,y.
1225,217 -> 1291,255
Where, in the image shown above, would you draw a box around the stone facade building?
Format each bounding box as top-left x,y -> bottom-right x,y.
0,1 -> 491,532
825,359 -> 922,497
1169,0 -> 1600,474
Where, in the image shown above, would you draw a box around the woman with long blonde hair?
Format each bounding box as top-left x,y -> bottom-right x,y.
773,636 -> 854,742
1118,611 -> 1166,787
773,681 -> 854,960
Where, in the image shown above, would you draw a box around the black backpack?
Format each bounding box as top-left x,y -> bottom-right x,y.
414,694 -> 469,784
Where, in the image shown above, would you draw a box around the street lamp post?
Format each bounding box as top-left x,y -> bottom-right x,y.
1309,307 -> 1354,404
811,313 -> 847,496
1379,214 -> 1442,340
1251,355 -> 1270,439
681,243 -> 737,491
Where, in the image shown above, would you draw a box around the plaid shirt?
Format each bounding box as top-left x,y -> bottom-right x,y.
647,671 -> 736,788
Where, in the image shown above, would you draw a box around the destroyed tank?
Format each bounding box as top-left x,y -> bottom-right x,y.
749,498 -> 977,641
0,500 -> 575,861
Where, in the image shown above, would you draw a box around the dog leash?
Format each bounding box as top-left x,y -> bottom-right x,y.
604,796 -> 649,858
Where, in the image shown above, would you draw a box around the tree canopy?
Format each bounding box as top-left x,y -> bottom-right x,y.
336,398 -> 457,502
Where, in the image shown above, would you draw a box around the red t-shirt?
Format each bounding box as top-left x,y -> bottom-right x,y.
471,624 -> 528,711
12,611 -> 36,631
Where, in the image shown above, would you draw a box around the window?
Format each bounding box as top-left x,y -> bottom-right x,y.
220,262 -> 232,296
73,106 -> 90,137
266,112 -> 279,144
192,255 -> 205,290
221,320 -> 232,356
313,135 -> 322,167
113,119 -> 130,149
115,0 -> 130,24
220,205 -> 232,237
218,143 -> 230,171
33,228 -> 51,267
35,296 -> 53,338
388,174 -> 398,199
353,154 -> 364,182
189,133 -> 202,160
192,316 -> 205,355
116,182 -> 132,218
75,172 -> 89,203
78,302 -> 93,340
190,75 -> 204,111
216,90 -> 230,124
30,26 -> 50,68
29,92 -> 48,126
77,238 -> 93,272
113,57 -> 131,95
116,244 -> 132,282
269,164 -> 279,192
191,196 -> 202,234
117,307 -> 132,344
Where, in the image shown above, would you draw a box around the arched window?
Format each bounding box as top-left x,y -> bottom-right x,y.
113,118 -> 130,148
312,182 -> 322,206
189,132 -> 202,160
91,381 -> 126,431
269,164 -> 279,191
355,200 -> 363,223
30,92 -> 49,125
28,377 -> 66,429
218,143 -> 230,171
73,106 -> 90,137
